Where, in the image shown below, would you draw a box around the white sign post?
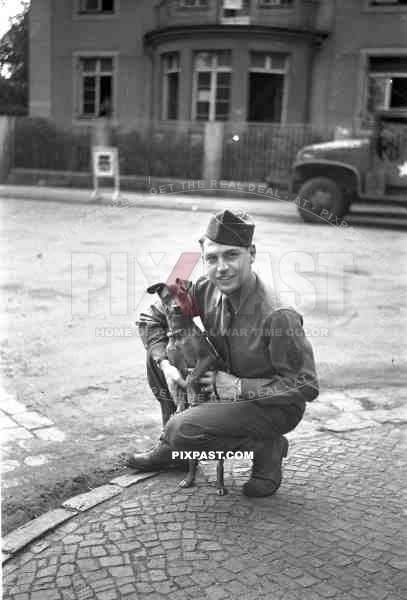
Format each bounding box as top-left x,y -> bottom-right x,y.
92,146 -> 120,200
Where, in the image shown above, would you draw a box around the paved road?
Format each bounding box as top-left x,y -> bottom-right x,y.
1,188 -> 406,534
3,424 -> 406,599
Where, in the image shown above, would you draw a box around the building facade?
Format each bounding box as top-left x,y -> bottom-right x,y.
29,0 -> 407,130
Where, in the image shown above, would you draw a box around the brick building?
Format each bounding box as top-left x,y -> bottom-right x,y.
29,0 -> 407,130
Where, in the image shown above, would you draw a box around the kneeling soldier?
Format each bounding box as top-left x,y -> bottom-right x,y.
127,209 -> 319,497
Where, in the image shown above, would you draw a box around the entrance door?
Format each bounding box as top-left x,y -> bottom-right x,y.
248,72 -> 284,122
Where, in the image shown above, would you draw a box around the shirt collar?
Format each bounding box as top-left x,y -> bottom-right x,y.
216,272 -> 258,313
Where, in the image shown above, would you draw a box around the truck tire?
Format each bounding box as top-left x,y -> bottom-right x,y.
296,177 -> 350,224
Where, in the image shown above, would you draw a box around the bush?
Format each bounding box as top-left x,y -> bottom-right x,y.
13,117 -> 91,171
11,118 -> 204,179
0,104 -> 27,116
115,125 -> 204,179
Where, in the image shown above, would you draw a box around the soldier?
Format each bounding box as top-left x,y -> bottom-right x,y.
127,209 -> 319,497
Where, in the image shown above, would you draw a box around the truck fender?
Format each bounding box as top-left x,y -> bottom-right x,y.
291,160 -> 362,197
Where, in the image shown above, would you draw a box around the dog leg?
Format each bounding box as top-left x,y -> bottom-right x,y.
216,459 -> 228,496
179,458 -> 198,488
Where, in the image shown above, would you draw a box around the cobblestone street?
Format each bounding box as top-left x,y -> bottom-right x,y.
3,424 -> 406,600
2,190 -> 406,598
2,191 -> 406,534
2,0 -> 407,593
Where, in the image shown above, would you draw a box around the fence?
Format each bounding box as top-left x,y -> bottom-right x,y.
113,120 -> 205,180
12,117 -> 92,172
8,117 -> 334,185
11,117 -> 205,181
222,122 -> 334,183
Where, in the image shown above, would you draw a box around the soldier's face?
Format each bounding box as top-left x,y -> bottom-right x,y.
201,239 -> 256,295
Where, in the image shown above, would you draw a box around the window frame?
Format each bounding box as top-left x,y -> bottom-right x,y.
363,0 -> 407,12
258,0 -> 294,8
248,51 -> 289,123
178,0 -> 209,8
74,0 -> 120,20
249,51 -> 288,74
221,0 -> 250,22
357,49 -> 407,129
367,72 -> 407,111
161,52 -> 181,120
192,51 -> 232,122
73,51 -> 118,123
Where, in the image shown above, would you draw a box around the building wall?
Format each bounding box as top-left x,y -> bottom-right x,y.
29,0 -> 52,117
311,0 -> 407,130
29,0 -> 407,130
39,0 -> 155,126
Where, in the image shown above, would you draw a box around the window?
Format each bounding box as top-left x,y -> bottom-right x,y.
366,56 -> 407,118
162,53 -> 180,120
259,0 -> 293,7
193,51 -> 232,121
222,0 -> 250,18
369,1 -> 407,6
248,52 -> 288,122
78,57 -> 114,118
179,0 -> 208,7
79,0 -> 115,14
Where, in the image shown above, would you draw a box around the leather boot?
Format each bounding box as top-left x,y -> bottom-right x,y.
126,439 -> 187,472
242,435 -> 289,498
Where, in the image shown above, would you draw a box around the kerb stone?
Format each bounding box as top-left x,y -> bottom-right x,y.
62,485 -> 122,512
3,509 -> 76,554
110,472 -> 159,487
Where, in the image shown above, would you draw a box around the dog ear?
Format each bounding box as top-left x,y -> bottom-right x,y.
174,278 -> 187,297
172,279 -> 200,316
146,282 -> 167,295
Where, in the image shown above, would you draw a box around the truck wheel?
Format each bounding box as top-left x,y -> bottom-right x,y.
296,177 -> 350,224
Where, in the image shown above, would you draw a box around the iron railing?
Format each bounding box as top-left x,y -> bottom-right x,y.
222,121 -> 333,182
153,0 -> 324,32
10,117 -> 334,184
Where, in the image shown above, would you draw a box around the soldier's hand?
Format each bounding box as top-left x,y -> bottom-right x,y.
200,370 -> 239,401
160,360 -> 187,400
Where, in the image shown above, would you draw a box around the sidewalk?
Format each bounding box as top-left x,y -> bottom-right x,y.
0,183 -> 292,217
2,183 -> 407,227
3,424 -> 406,600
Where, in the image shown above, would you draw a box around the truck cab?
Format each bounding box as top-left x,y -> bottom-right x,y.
290,110 -> 407,223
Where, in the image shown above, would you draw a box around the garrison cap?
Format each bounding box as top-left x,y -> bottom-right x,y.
203,209 -> 255,247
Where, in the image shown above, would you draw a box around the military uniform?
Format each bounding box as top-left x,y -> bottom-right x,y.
139,272 -> 318,436
129,210 -> 319,497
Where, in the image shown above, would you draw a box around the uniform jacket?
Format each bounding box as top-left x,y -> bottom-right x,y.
137,275 -> 319,409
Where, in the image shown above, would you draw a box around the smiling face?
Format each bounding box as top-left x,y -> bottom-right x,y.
201,238 -> 256,295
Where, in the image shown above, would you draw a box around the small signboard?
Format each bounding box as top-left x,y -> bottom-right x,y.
92,145 -> 120,199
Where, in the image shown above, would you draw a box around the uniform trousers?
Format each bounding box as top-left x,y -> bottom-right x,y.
146,349 -> 305,452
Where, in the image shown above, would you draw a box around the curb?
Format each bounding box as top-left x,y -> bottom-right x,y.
1,430 -> 326,563
3,422 -> 404,564
1,390 -> 394,559
0,433 -> 314,562
2,471 -> 159,562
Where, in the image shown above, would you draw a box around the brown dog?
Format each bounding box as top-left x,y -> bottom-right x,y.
146,278 -> 227,495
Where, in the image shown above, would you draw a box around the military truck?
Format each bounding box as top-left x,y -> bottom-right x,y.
289,110 -> 407,223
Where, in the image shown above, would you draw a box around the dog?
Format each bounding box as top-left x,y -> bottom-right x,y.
146,278 -> 228,495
